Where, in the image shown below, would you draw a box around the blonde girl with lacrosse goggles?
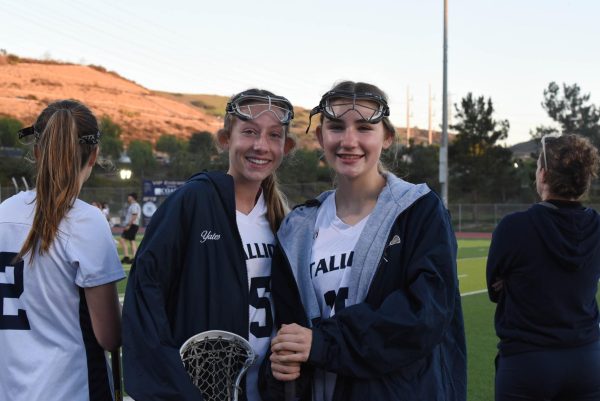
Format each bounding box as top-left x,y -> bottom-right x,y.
123,88 -> 295,401
266,81 -> 466,401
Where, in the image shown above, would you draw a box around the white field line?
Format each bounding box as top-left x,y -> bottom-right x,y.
121,289 -> 489,302
116,256 -> 490,304
461,289 -> 488,297
458,255 -> 488,296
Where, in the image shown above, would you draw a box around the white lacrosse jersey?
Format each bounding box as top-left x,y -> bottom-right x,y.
125,201 -> 141,226
237,193 -> 276,401
310,193 -> 369,401
0,191 -> 125,401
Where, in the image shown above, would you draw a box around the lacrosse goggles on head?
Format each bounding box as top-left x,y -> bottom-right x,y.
18,125 -> 102,145
306,90 -> 390,133
226,91 -> 294,126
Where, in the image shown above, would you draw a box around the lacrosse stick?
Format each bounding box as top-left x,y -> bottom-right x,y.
180,330 -> 256,401
285,381 -> 297,401
111,349 -> 123,401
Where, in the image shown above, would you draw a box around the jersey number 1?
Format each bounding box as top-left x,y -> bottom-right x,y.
0,252 -> 30,330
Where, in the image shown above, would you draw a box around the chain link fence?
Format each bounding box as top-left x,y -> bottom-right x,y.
4,185 -> 599,233
0,186 -> 137,227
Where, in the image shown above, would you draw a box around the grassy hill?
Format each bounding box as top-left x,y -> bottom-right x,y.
0,54 -> 221,144
153,90 -> 319,149
1,53 -> 445,149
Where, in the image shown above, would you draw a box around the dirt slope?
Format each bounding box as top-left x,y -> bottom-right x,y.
0,56 -> 221,143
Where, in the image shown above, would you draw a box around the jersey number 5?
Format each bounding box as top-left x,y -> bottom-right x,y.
249,276 -> 273,338
0,252 -> 30,330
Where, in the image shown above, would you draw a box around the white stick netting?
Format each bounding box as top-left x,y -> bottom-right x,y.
180,331 -> 256,401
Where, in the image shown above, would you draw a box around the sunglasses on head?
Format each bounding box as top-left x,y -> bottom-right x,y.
306,90 -> 390,133
226,92 -> 294,125
17,126 -> 102,145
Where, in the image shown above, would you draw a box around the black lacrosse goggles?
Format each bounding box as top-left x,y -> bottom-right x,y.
18,126 -> 102,145
226,91 -> 294,125
306,90 -> 390,133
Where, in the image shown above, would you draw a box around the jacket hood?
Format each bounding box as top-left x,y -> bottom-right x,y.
187,170 -> 235,208
277,173 -> 431,324
530,202 -> 600,271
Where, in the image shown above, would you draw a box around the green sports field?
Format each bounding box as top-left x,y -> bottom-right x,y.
115,237 -> 600,401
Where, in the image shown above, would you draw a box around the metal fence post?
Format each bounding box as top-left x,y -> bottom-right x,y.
494,204 -> 498,225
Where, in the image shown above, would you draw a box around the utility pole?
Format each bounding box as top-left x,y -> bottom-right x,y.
439,0 -> 449,207
406,87 -> 411,147
428,84 -> 433,145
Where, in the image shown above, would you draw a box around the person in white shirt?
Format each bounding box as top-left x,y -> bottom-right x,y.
101,202 -> 111,225
119,192 -> 141,264
0,99 -> 125,401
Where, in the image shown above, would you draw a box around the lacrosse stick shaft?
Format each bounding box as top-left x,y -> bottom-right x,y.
112,349 -> 123,401
285,381 -> 296,401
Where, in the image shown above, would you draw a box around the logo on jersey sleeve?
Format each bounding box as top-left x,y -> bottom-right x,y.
389,235 -> 401,246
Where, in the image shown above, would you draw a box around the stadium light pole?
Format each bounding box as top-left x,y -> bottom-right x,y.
439,0 -> 449,207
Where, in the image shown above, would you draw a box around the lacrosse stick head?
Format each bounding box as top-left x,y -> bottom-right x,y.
180,330 -> 257,401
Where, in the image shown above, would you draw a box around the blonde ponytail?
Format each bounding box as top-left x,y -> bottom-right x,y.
261,173 -> 288,233
17,100 -> 98,262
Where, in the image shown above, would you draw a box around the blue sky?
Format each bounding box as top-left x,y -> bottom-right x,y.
1,0 -> 599,145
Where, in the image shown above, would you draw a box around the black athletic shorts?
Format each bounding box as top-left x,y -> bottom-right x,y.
121,224 -> 139,241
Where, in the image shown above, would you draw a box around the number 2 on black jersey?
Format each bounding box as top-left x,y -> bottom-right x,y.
249,276 -> 273,338
0,252 -> 31,330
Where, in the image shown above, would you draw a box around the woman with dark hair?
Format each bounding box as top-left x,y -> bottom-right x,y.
122,88 -> 295,401
264,81 -> 466,401
487,134 -> 600,400
0,100 -> 124,401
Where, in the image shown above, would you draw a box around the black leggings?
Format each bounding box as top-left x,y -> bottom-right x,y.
495,340 -> 600,401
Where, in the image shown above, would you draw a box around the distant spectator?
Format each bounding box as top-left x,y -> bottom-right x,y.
487,133 -> 600,401
119,192 -> 140,264
101,202 -> 111,226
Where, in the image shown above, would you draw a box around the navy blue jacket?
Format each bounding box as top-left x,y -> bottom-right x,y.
487,200 -> 600,356
122,171 -> 251,401
262,183 -> 467,401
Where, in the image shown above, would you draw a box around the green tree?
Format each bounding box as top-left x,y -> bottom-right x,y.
128,140 -> 156,177
188,131 -> 217,157
156,133 -> 187,155
391,143 -> 440,191
278,149 -> 321,184
0,156 -> 32,189
449,93 -> 518,202
154,131 -> 219,179
537,82 -> 600,147
99,115 -> 124,160
0,116 -> 23,147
